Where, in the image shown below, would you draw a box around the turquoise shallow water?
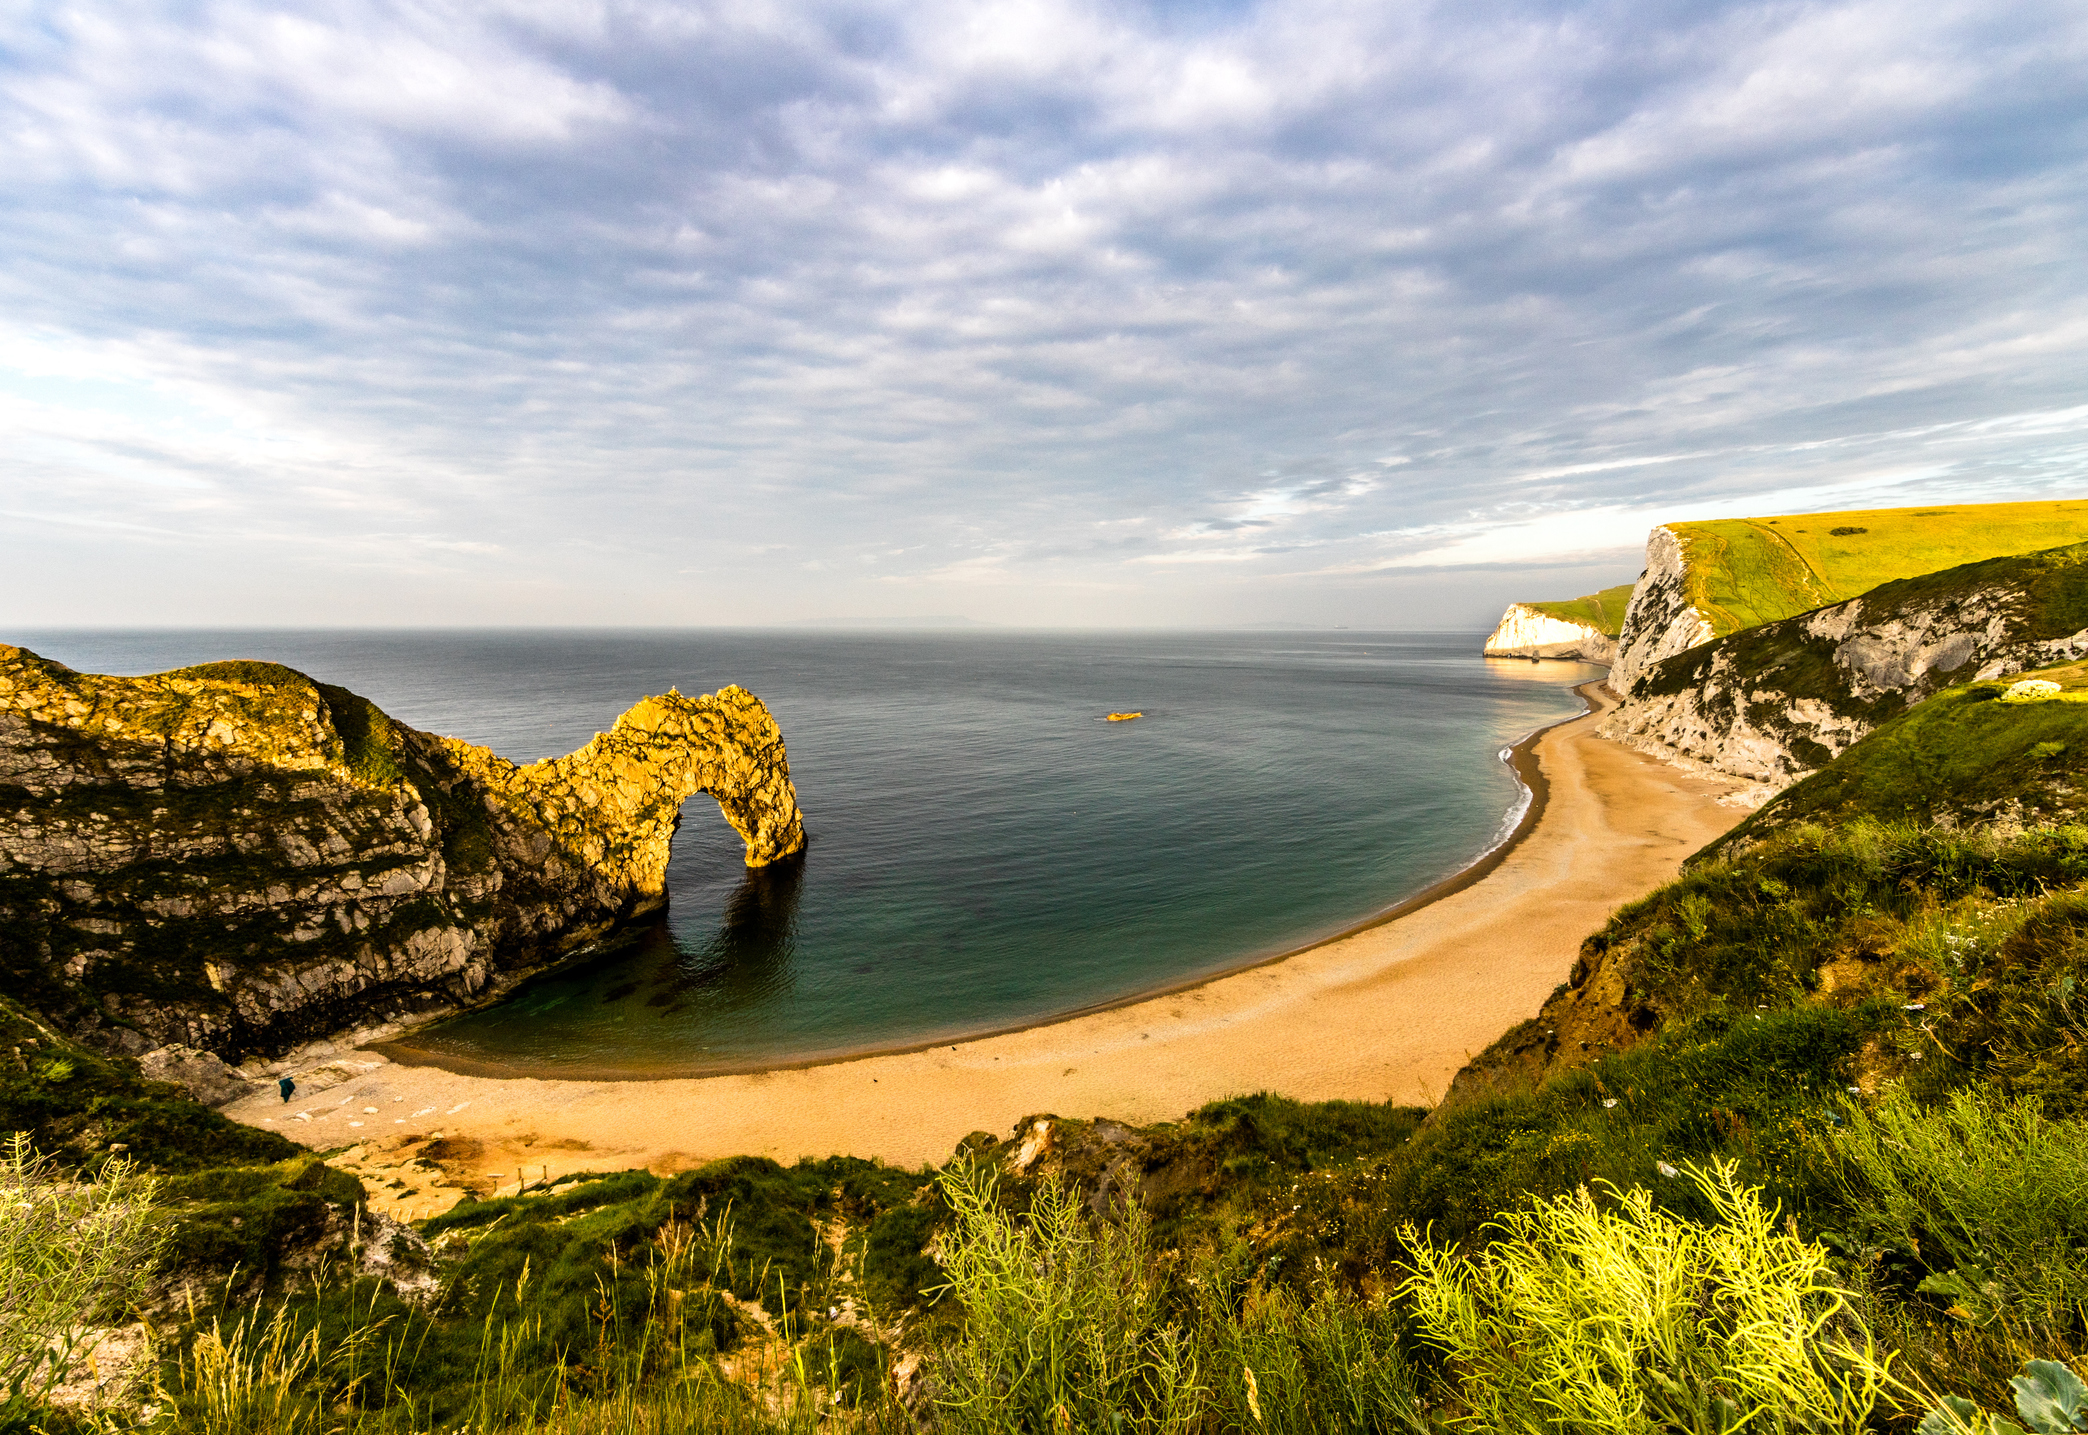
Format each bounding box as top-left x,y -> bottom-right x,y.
17,630 -> 1599,1075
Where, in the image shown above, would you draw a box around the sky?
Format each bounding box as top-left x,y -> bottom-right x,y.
3,0 -> 2085,629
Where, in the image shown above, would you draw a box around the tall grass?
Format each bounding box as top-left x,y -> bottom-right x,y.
171,1305 -> 321,1435
929,1159 -> 1437,1434
1196,1280 -> 1429,1434
1826,1088 -> 2088,1330
929,1160 -> 1200,1434
0,1132 -> 163,1421
1402,1162 -> 1898,1434
157,1248 -> 911,1435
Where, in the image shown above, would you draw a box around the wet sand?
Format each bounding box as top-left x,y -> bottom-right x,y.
223,682 -> 1748,1214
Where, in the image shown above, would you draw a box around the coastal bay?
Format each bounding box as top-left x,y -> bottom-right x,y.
224,681 -> 1749,1212
22,629 -> 1591,1075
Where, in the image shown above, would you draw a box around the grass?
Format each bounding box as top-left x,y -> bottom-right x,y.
155,1248 -> 917,1435
1198,1281 -> 1427,1435
1717,666 -> 2088,844
1255,1001 -> 1884,1290
1526,582 -> 1637,637
10,1030 -> 2088,1432
1669,499 -> 2088,638
931,1161 -> 1200,1434
0,1134 -> 163,1422
1824,1088 -> 2088,1331
1522,816 -> 2088,1064
0,994 -> 298,1172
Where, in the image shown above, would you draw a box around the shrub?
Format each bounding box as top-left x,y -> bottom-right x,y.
1825,1088 -> 2088,1330
1402,1162 -> 1897,1433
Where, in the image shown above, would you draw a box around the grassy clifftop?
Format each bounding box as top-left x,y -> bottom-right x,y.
1672,498 -> 2088,638
1704,659 -> 2088,851
1524,582 -> 1636,636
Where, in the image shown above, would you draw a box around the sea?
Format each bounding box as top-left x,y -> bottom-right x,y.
16,630 -> 1602,1076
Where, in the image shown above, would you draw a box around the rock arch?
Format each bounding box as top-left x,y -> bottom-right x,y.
442,685 -> 808,906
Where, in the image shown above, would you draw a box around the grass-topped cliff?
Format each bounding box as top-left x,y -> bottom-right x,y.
1666,499 -> 2088,638
1483,582 -> 1636,660
1609,498 -> 2088,692
1603,536 -> 2088,792
1525,581 -> 1636,636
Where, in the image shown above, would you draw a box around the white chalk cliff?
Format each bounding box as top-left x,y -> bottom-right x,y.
1599,541 -> 2088,800
1482,606 -> 1618,663
1609,527 -> 1716,692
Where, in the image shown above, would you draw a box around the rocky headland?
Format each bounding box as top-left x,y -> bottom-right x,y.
1481,604 -> 1619,663
1494,505 -> 2088,804
0,644 -> 803,1070
1481,582 -> 1632,662
1600,540 -> 2088,797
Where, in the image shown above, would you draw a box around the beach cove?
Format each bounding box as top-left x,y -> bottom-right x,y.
223,681 -> 1750,1213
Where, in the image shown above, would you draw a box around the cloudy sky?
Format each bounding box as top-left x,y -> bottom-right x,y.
3,0 -> 2085,628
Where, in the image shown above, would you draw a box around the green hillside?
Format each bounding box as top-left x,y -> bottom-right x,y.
1708,658 -> 2088,852
1674,498 -> 2088,637
1526,581 -> 1636,636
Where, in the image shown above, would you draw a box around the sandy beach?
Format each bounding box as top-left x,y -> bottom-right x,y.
223,681 -> 1748,1215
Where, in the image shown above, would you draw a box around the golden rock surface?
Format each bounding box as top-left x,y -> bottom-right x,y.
0,644 -> 804,1059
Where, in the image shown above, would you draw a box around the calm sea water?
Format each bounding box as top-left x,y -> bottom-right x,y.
16,630 -> 1599,1075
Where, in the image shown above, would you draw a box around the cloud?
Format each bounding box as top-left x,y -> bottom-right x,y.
0,0 -> 2084,627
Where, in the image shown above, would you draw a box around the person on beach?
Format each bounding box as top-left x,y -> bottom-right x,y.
279,1076 -> 295,1103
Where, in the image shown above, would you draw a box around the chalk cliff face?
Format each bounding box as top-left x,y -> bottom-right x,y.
1610,526 -> 1716,692
0,645 -> 804,1060
1598,542 -> 2088,795
1482,605 -> 1618,663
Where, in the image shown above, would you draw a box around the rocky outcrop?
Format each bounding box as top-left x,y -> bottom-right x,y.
137,1044 -> 255,1106
1610,527 -> 1716,692
1483,605 -> 1618,663
0,645 -> 804,1060
1599,542 -> 2088,796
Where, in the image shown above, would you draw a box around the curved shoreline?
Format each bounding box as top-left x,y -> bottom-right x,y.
226,678 -> 1751,1206
374,682 -> 1598,1084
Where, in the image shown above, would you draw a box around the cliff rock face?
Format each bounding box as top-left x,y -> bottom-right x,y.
1482,605 -> 1618,663
1610,526 -> 1716,691
0,645 -> 804,1060
1599,542 -> 2088,795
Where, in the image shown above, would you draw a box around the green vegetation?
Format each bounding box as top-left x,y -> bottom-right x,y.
0,1136 -> 163,1424
1716,666 -> 2088,844
1633,540 -> 2088,773
1827,1089 -> 2088,1331
1402,1163 -> 1895,1433
1527,582 -> 1637,636
1669,499 -> 2088,638
931,1162 -> 1199,1433
0,995 -> 296,1172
